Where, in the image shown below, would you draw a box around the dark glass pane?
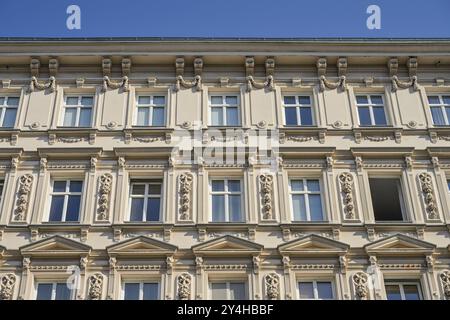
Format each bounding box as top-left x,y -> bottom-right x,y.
212,180 -> 225,192
284,107 -> 298,125
446,107 -> 450,125
370,95 -> 383,104
124,283 -> 140,300
212,195 -> 225,222
146,198 -> 160,221
65,195 -> 81,221
356,96 -> 369,104
385,285 -> 402,300
2,108 -> 17,127
299,282 -> 314,299
131,184 -> 145,195
431,107 -> 446,125
6,97 -> 19,105
292,194 -> 307,221
36,284 -> 53,300
143,283 -> 159,300
226,107 -> 239,126
130,198 -> 144,221
152,107 -> 165,126
53,181 -> 67,192
317,282 -> 333,299
358,107 -> 371,125
443,96 -> 450,105
55,283 -> 71,300
211,283 -> 227,300
370,179 -> 404,221
309,195 -> 324,221
81,96 -> 93,106
291,180 -> 304,192
283,96 -> 296,105
307,180 -> 320,192
138,96 -> 151,105
229,195 -> 242,222
229,283 -> 246,300
69,181 -> 83,192
373,107 -> 387,125
66,97 -> 79,105
79,108 -> 92,127
225,96 -> 238,105
148,183 -> 161,195
153,96 -> 165,105
49,196 -> 64,221
299,107 -> 313,125
427,96 -> 440,105
228,180 -> 241,192
403,285 -> 421,300
298,96 -> 311,105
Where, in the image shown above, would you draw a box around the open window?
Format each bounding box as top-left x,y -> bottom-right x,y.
369,178 -> 405,221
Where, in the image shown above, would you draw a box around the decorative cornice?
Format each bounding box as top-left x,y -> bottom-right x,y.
115,265 -> 161,271
203,264 -> 248,271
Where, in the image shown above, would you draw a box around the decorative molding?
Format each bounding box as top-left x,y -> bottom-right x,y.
203,264 -> 247,271
175,57 -> 185,76
265,273 -> 280,300
121,58 -> 131,76
177,273 -> 192,300
291,78 -> 302,87
364,135 -> 393,142
57,136 -> 87,143
0,273 -> 16,300
391,75 -> 419,92
102,58 -> 112,76
133,135 -> 166,143
352,272 -> 369,300
245,57 -> 255,77
319,75 -> 346,92
291,264 -> 335,270
388,57 -> 399,76
147,77 -> 157,87
178,172 -> 193,220
102,76 -> 129,92
14,174 -> 34,221
418,172 -> 439,220
364,77 -> 374,87
115,265 -> 161,271
29,76 -> 56,93
97,173 -> 113,221
407,57 -> 418,77
339,172 -> 356,220
337,57 -> 347,76
219,77 -> 229,87
1,79 -> 11,89
355,156 -> 363,172
435,78 -> 445,86
76,78 -> 85,88
439,270 -> 450,298
265,57 -> 275,77
246,75 -> 274,92
88,273 -> 103,300
316,57 -> 327,77
194,57 -> 203,76
175,75 -> 202,91
379,264 -> 422,270
48,58 -> 59,76
259,174 -> 274,220
30,58 -> 40,77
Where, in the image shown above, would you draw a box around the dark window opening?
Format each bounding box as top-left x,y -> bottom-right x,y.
369,178 -> 404,221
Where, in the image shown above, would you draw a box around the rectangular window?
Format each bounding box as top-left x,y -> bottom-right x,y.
210,179 -> 243,222
209,95 -> 240,126
48,180 -> 83,222
428,95 -> 450,126
135,95 -> 166,126
369,178 -> 404,221
290,179 -> 324,221
62,96 -> 93,127
123,282 -> 159,300
36,282 -> 72,300
283,95 -> 313,126
0,96 -> 19,128
298,281 -> 334,300
356,95 -> 387,126
385,281 -> 422,300
210,282 -> 246,300
129,180 -> 162,222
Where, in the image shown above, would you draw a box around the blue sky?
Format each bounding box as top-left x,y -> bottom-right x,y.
0,0 -> 449,38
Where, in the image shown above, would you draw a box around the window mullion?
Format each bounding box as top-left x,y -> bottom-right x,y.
52,283 -> 56,300
313,281 -> 318,300
442,105 -> 449,125
296,106 -> 301,125
149,106 -> 154,126
223,105 -> 227,126
143,184 -> 148,221
0,107 -> 6,126
369,105 -> 376,125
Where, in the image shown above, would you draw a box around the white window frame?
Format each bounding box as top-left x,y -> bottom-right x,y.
134,95 -> 166,126
209,281 -> 247,300
297,280 -> 335,300
355,94 -> 388,126
61,95 -> 94,127
128,181 -> 162,222
35,282 -> 74,300
48,180 -> 83,222
384,281 -> 423,300
208,94 -> 240,126
288,178 -> 325,221
209,178 -> 244,222
368,177 -> 407,222
0,95 -> 19,128
428,94 -> 450,125
122,281 -> 160,300
282,95 -> 314,126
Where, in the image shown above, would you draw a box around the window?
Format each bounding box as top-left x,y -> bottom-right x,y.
356,95 -> 387,126
385,281 -> 422,300
135,95 -> 166,126
428,95 -> 450,126
48,180 -> 83,222
369,178 -> 405,221
210,179 -> 243,222
209,95 -> 240,126
289,179 -> 324,221
129,181 -> 162,222
283,95 -> 313,126
123,282 -> 159,300
210,282 -> 246,300
0,96 -> 19,128
447,179 -> 450,192
36,282 -> 72,300
0,180 -> 4,206
62,95 -> 93,127
298,281 -> 334,300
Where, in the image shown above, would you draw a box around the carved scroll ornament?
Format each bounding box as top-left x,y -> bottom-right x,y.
338,172 -> 355,219
179,172 -> 193,220
259,174 -> 274,219
97,173 -> 113,220
14,174 -> 34,221
440,270 -> 450,298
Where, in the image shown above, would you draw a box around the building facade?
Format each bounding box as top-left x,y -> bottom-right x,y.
0,38 -> 449,300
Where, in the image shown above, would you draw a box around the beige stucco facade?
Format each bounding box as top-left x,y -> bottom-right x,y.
0,39 -> 449,300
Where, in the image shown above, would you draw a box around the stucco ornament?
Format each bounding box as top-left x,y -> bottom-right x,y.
339,172 -> 355,219
352,272 -> 369,299
175,75 -> 202,91
179,173 -> 193,220
88,273 -> 104,300
391,75 -> 419,92
319,75 -> 346,91
97,173 -> 113,220
102,76 -> 129,92
246,75 -> 274,92
14,174 -> 34,221
0,274 -> 16,300
418,173 -> 438,219
440,270 -> 450,298
29,76 -> 56,93
265,273 -> 280,300
177,273 -> 192,300
259,174 -> 274,219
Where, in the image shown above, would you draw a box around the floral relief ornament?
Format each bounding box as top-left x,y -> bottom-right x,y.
97,173 -> 113,220
265,273 -> 280,300
177,273 -> 192,300
29,76 -> 56,93
338,172 -> 355,219
440,270 -> 450,298
259,174 -> 274,219
352,272 -> 369,299
179,172 -> 193,220
418,173 -> 438,219
88,273 -> 104,300
0,274 -> 16,300
14,174 -> 34,221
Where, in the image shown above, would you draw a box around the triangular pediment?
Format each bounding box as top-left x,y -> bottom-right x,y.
364,234 -> 435,256
192,235 -> 263,256
20,236 -> 91,257
278,234 -> 349,256
107,236 -> 177,257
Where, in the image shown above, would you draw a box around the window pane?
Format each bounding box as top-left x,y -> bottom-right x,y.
2,108 -> 17,127
385,285 -> 402,300
66,97 -> 79,105
226,107 -> 239,126
211,107 -> 223,125
65,195 -> 81,221
309,195 -> 324,221
212,195 -> 225,222
152,107 -> 165,126
69,181 -> 83,192
229,283 -> 245,300
131,184 -> 146,195
299,282 -> 314,299
6,97 -> 19,105
298,96 -> 311,105
317,282 -> 333,299
130,198 -> 144,221
79,108 -> 92,127
370,95 -> 383,104
0,97 -> 4,105
124,283 -> 140,300
306,180 -> 320,192
291,180 -> 304,192
443,96 -> 450,105
285,107 -> 298,126
211,96 -> 223,105
427,96 -> 440,105
358,107 -> 371,125
299,107 -> 313,125
55,283 -> 71,300
446,107 -> 450,124
229,195 -> 242,222
63,108 -> 77,127
49,196 -> 64,221
292,194 -> 307,221
212,180 -> 225,192
283,96 -> 296,105
53,181 -> 67,192
373,107 -> 387,125
143,283 -> 159,300
403,285 -> 420,300
356,96 -> 369,104
228,180 -> 241,192
138,96 -> 151,105
211,283 -> 227,300
36,284 -> 53,300
148,184 -> 161,195
153,96 -> 165,105
225,96 -> 238,105
431,107 -> 446,125
137,107 -> 150,126
81,97 -> 93,106
146,198 -> 160,221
